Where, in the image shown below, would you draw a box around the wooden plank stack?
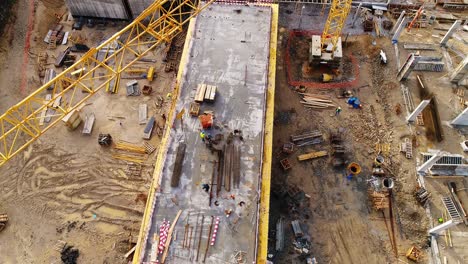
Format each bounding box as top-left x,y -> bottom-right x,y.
82,113 -> 95,135
368,190 -> 389,210
195,83 -> 217,103
299,93 -> 336,109
195,84 -> 207,103
139,104 -> 148,125
204,85 -> 217,102
297,150 -> 328,161
112,154 -> 145,164
114,140 -> 147,154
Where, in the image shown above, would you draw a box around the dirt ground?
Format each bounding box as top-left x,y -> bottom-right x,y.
0,2 -> 466,264
0,0 -> 177,263
268,4 -> 443,264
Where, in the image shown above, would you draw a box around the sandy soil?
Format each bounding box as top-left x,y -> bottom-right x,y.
0,0 -> 177,263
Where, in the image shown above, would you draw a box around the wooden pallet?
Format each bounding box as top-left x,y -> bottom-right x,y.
144,142 -> 156,154
190,102 -> 200,116
416,113 -> 424,126
405,138 -> 413,159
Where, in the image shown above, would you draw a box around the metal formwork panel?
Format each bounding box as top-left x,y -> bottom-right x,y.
414,62 -> 444,72
422,153 -> 463,165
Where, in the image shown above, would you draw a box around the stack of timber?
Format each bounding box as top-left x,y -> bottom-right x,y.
112,154 -> 146,164
297,150 -> 327,161
299,93 -> 335,109
368,189 -> 390,210
112,140 -> 154,164
114,141 -> 147,154
82,113 -> 95,135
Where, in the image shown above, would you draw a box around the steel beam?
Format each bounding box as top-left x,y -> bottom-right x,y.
428,220 -> 458,235
391,16 -> 408,43
450,56 -> 468,84
407,100 -> 430,122
440,20 -> 462,47
351,3 -> 362,28
417,151 -> 448,175
390,10 -> 405,35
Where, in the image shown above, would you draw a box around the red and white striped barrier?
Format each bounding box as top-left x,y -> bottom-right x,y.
155,219 -> 170,263
210,217 -> 220,246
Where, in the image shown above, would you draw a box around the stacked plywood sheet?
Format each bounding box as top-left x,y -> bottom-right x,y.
139,104 -> 148,124
204,85 -> 217,102
299,93 -> 335,109
195,84 -> 207,103
195,83 -> 217,103
82,113 -> 95,135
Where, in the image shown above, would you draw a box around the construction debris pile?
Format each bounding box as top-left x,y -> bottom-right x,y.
60,245 -> 80,264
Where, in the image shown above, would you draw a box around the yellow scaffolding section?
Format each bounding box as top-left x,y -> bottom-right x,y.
321,0 -> 351,53
0,0 -> 215,167
257,4 -> 278,263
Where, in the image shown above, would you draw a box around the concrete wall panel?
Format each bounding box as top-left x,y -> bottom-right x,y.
66,0 -> 129,20
127,0 -> 154,19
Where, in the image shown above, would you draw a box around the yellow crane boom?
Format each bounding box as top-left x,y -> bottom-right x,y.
321,0 -> 352,53
0,0 -> 215,167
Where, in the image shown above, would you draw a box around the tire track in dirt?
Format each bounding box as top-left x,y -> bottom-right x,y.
0,143 -> 150,227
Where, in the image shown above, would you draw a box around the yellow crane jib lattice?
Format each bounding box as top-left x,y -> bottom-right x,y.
321,0 -> 352,53
0,0 -> 216,167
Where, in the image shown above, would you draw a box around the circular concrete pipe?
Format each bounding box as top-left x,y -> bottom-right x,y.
383,178 -> 394,189
374,155 -> 385,166
347,162 -> 361,175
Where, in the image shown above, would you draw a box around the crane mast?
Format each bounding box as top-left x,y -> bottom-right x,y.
310,0 -> 352,67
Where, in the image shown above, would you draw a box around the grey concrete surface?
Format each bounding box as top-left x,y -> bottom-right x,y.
142,4 -> 272,263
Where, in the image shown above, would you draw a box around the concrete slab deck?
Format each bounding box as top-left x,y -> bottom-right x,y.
141,4 -> 273,263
